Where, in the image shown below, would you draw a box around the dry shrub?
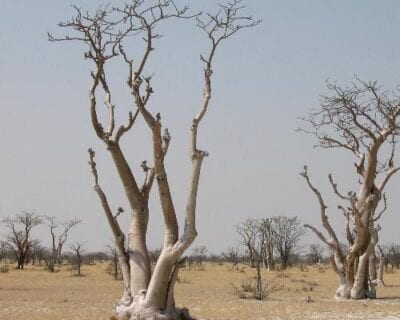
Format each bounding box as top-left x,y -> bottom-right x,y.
233,276 -> 282,300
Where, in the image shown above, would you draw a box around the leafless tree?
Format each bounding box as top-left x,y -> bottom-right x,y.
30,241 -> 46,266
258,218 -> 275,271
70,242 -> 85,277
222,247 -> 240,266
1,212 -> 42,269
388,243 -> 400,269
271,216 -> 304,270
307,244 -> 324,265
107,244 -> 121,280
50,1 -> 258,318
300,79 -> 400,299
236,219 -> 258,268
43,216 -> 81,272
191,245 -> 208,267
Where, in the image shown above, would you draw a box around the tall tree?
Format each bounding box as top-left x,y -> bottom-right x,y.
1,212 -> 42,269
50,1 -> 259,319
300,79 -> 400,299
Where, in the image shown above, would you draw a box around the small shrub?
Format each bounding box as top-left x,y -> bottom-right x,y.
233,276 -> 282,300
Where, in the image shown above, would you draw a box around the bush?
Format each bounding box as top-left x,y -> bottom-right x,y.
233,276 -> 282,300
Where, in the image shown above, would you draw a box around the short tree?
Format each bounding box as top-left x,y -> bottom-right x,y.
258,218 -> 275,271
107,245 -> 121,280
70,242 -> 85,277
308,244 -> 324,265
236,219 -> 258,268
1,212 -> 42,269
300,79 -> 400,299
271,216 -> 304,270
44,216 -> 80,272
191,245 -> 208,267
50,1 -> 258,319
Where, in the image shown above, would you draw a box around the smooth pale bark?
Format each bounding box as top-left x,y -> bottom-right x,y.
107,143 -> 151,294
376,246 -> 385,287
53,1 -> 258,318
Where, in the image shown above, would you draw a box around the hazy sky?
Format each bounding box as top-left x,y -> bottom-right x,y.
1,0 -> 400,254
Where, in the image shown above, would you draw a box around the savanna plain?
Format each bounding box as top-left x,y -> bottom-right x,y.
1,263 -> 400,320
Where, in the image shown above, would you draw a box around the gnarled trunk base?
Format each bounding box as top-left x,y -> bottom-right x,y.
335,283 -> 352,300
115,298 -> 195,320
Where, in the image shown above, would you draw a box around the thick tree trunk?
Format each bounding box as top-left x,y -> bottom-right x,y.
374,245 -> 385,287
336,280 -> 352,299
351,248 -> 371,299
369,250 -> 377,281
108,143 -> 151,295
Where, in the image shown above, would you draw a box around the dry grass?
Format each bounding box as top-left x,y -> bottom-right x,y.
0,262 -> 400,320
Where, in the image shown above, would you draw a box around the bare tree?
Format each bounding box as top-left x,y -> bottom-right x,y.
191,245 -> 208,267
300,79 -> 400,299
44,216 -> 81,272
271,216 -> 304,270
70,242 -> 85,277
236,219 -> 258,267
107,245 -> 121,280
308,244 -> 324,265
258,218 -> 275,271
1,212 -> 42,269
50,1 -> 259,319
388,243 -> 400,269
222,247 -> 240,266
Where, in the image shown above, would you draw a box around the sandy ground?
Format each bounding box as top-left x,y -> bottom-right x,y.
0,262 -> 399,320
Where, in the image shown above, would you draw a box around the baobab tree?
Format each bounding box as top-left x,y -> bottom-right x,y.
43,216 -> 81,272
300,79 -> 400,299
50,1 -> 259,319
1,211 -> 42,269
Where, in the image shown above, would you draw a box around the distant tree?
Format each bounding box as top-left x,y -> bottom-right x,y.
44,216 -> 80,272
237,219 -> 258,267
258,218 -> 275,271
308,244 -> 324,265
271,216 -> 304,270
191,245 -> 208,267
148,248 -> 162,265
107,245 -> 121,280
70,242 -> 85,276
1,212 -> 42,269
222,247 -> 240,266
388,243 -> 400,269
29,240 -> 46,266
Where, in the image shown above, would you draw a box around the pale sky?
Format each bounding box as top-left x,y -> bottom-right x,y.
1,0 -> 400,254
